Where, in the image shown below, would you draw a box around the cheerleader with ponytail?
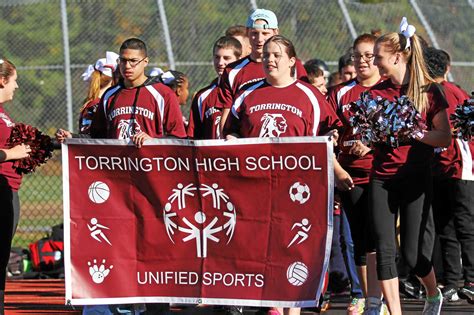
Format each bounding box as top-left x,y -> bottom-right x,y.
368,17 -> 451,315
79,52 -> 118,134
55,51 -> 118,141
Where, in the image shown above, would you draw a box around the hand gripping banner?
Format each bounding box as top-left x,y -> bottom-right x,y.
62,137 -> 334,308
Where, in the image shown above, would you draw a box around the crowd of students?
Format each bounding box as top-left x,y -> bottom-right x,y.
0,7 -> 472,315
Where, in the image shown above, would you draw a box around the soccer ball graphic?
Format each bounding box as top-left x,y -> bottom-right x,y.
287,261 -> 308,286
289,182 -> 311,204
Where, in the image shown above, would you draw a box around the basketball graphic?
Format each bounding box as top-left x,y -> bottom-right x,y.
287,261 -> 308,286
88,181 -> 110,204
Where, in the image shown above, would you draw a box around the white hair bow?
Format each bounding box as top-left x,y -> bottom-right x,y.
81,64 -> 95,81
161,71 -> 175,84
0,59 -> 4,65
81,56 -> 115,81
81,51 -> 118,81
149,67 -> 164,77
94,58 -> 113,78
105,51 -> 119,70
399,17 -> 416,49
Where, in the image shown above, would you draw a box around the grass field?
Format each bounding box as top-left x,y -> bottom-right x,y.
14,155 -> 63,248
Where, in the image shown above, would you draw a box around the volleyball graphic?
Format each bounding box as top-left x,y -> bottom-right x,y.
287,261 -> 308,286
88,181 -> 110,204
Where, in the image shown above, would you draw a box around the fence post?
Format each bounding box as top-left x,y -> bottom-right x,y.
157,0 -> 175,70
250,0 -> 258,10
409,0 -> 454,81
338,0 -> 357,40
60,0 -> 73,131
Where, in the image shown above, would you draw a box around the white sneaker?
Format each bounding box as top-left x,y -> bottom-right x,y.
380,302 -> 390,315
422,288 -> 443,315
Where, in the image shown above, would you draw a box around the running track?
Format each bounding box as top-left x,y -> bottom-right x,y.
4,280 -> 474,314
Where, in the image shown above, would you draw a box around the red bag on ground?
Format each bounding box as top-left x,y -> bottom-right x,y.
29,238 -> 64,272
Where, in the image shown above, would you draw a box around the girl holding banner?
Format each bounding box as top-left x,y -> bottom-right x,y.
224,35 -> 353,192
0,57 -> 32,314
224,34 -> 353,315
368,18 -> 451,315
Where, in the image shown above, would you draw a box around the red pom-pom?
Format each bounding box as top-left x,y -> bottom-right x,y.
7,123 -> 54,174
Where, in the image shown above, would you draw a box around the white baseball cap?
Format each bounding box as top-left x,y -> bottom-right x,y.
246,9 -> 278,29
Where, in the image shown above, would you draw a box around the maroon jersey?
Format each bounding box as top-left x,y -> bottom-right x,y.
224,79 -> 340,138
91,82 -> 186,140
433,81 -> 473,180
369,80 -> 448,179
187,78 -> 222,140
0,106 -> 22,191
218,56 -> 308,109
79,98 -> 100,135
327,78 -> 382,185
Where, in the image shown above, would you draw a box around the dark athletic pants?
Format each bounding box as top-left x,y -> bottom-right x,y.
432,177 -> 474,288
340,184 -> 376,267
369,171 -> 435,280
0,186 -> 20,290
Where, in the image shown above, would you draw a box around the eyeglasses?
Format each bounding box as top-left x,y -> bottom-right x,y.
350,53 -> 375,62
117,57 -> 147,68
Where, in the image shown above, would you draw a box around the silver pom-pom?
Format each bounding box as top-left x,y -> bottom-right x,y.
349,92 -> 427,148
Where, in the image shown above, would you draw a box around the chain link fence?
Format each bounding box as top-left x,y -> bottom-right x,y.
1,0 -> 472,247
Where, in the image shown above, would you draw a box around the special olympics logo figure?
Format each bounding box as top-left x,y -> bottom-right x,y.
163,183 -> 237,258
169,183 -> 197,209
88,259 -> 113,284
117,119 -> 142,140
259,113 -> 288,137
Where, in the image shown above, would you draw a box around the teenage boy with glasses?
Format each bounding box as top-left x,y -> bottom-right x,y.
91,37 -> 186,145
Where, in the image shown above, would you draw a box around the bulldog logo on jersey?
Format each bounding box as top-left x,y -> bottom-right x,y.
117,119 -> 142,140
259,113 -> 288,138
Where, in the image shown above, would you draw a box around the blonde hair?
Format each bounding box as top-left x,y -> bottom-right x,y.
376,32 -> 433,113
82,70 -> 112,110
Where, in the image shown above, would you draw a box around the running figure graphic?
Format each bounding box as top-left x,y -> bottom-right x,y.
287,218 -> 312,248
87,218 -> 112,245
